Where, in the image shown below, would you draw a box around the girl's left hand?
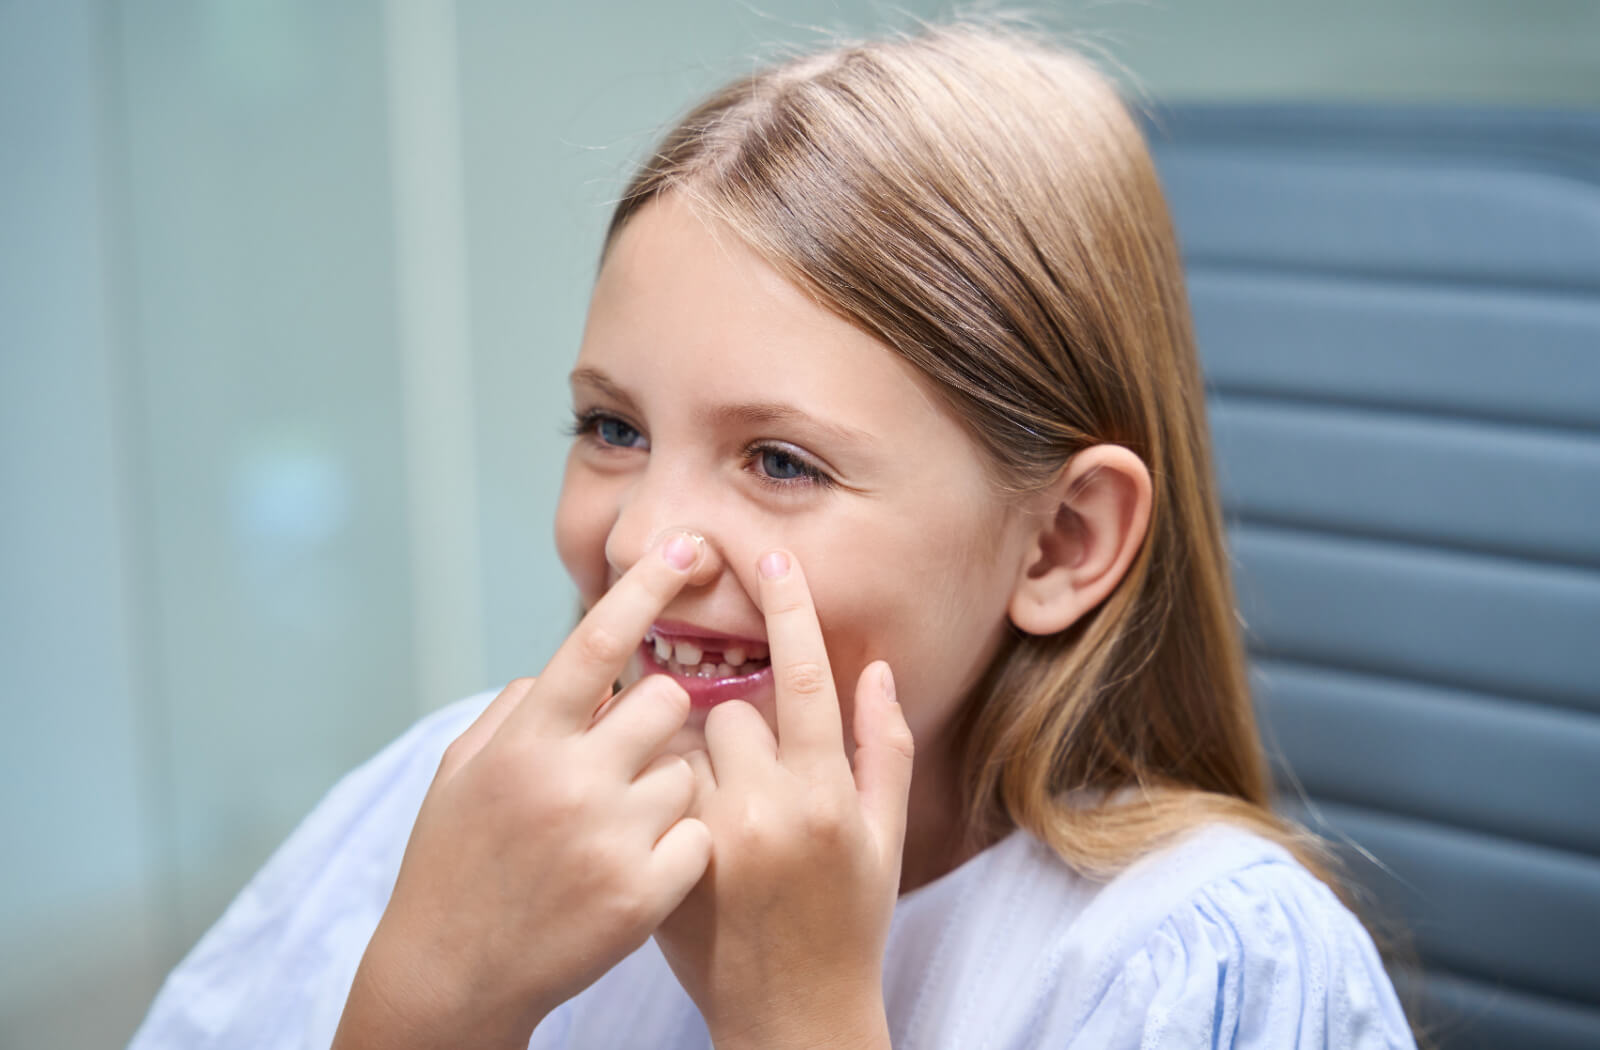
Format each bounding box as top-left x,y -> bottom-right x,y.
654,549 -> 914,1050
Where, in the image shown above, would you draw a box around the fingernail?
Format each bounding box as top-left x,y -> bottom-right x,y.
661,532 -> 702,571
880,663 -> 897,706
758,550 -> 790,579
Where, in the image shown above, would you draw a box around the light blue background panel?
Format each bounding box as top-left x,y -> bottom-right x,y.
7,2 -> 1600,1046
1154,106 -> 1600,1049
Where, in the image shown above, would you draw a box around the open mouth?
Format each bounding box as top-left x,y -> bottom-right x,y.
639,624 -> 774,708
643,627 -> 771,678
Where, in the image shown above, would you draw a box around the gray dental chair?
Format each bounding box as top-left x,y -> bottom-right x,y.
1150,105 -> 1600,1049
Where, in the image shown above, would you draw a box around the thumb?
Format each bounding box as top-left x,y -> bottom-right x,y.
851,661 -> 914,859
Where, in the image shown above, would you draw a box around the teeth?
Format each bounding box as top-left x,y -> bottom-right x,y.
652,631 -> 770,678
660,656 -> 764,679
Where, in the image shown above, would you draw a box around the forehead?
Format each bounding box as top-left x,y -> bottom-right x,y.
578,196 -> 953,435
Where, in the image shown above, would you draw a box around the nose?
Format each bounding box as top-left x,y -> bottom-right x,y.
603,465 -> 726,588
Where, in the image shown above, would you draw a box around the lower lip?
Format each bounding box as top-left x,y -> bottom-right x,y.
639,641 -> 774,709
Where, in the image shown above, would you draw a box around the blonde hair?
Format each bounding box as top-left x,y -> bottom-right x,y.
604,23 -> 1339,888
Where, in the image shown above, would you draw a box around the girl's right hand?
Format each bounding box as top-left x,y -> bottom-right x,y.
333,531 -> 714,1050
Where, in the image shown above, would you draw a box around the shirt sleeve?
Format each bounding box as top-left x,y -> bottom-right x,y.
127,693 -> 492,1050
1064,857 -> 1416,1050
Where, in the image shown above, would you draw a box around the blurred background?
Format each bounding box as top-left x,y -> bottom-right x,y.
4,1 -> 1598,1046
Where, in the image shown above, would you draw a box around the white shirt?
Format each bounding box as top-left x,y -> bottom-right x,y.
129,692 -> 1415,1049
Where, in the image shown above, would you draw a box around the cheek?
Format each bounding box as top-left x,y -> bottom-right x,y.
553,460 -> 614,602
800,507 -> 1012,744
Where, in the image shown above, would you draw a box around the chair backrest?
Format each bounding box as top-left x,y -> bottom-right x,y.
1149,105 -> 1600,1050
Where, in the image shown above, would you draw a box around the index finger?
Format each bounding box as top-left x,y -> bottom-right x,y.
522,530 -> 705,732
757,549 -> 846,766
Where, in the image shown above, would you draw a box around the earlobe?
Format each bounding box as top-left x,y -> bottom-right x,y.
1007,445 -> 1153,636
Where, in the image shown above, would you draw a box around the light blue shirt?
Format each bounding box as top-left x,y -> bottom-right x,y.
130,693 -> 1415,1049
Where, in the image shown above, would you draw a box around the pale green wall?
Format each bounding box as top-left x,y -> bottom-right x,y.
3,1 -> 1596,1046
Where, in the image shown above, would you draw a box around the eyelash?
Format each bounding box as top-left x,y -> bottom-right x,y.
566,408 -> 835,491
746,443 -> 833,491
565,408 -> 645,449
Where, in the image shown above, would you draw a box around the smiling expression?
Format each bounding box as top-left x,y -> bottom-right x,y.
553,196 -> 1039,781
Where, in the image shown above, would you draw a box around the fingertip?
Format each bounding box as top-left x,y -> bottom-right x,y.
702,697 -> 768,746
754,550 -> 798,614
684,818 -> 714,879
861,661 -> 913,759
682,746 -> 712,776
853,660 -> 897,722
877,661 -> 897,708
682,814 -> 712,849
681,747 -> 716,799
702,699 -> 779,780
758,549 -> 791,580
648,816 -> 712,915
642,672 -> 692,717
660,815 -> 713,871
655,529 -> 706,573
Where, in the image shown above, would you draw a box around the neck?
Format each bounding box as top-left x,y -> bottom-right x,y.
896,737 -> 986,894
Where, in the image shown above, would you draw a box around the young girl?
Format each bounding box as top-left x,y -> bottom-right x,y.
132,23 -> 1413,1050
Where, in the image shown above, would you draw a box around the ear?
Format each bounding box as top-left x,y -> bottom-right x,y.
1007,444 -> 1153,636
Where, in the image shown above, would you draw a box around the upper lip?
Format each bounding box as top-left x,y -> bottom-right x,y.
648,618 -> 766,646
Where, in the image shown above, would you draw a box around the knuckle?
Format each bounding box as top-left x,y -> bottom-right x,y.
470,739 -> 523,788
488,677 -> 533,711
600,886 -> 649,933
780,660 -> 830,698
535,775 -> 593,825
800,794 -> 851,841
575,834 -> 627,880
664,753 -> 695,794
733,796 -> 776,847
440,728 -> 472,762
436,734 -> 472,776
646,753 -> 694,800
885,725 -> 916,761
496,677 -> 538,709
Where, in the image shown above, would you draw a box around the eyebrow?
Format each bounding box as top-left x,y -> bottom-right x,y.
569,367 -> 639,411
569,365 -> 873,447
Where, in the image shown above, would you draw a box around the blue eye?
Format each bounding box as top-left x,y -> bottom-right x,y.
568,409 -> 647,450
596,416 -> 644,448
761,449 -> 810,480
751,444 -> 830,489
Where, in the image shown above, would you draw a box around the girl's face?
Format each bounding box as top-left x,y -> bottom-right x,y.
555,196 -> 1038,772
